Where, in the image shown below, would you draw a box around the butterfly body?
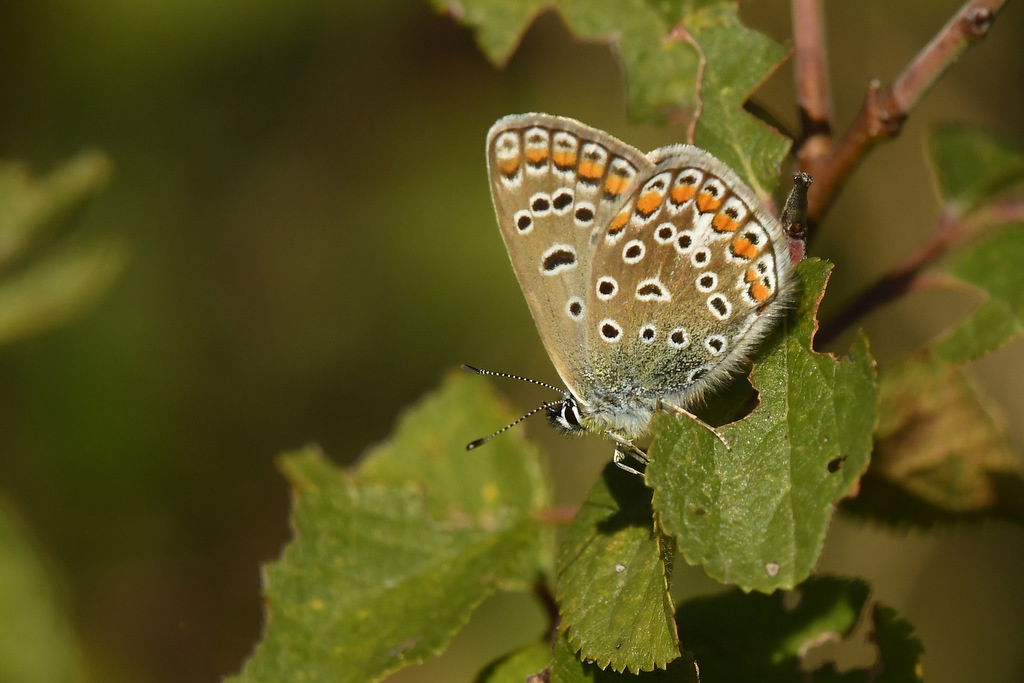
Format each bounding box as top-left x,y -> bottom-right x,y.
486,113 -> 801,453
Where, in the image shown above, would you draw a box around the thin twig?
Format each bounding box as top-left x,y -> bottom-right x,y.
792,0 -> 833,167
817,199 -> 1024,347
804,0 -> 1005,227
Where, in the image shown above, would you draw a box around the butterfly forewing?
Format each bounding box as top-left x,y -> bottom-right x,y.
584,145 -> 796,412
486,114 -> 654,397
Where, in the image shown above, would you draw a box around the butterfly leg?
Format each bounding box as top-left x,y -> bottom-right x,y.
606,432 -> 649,476
612,448 -> 646,476
658,400 -> 732,451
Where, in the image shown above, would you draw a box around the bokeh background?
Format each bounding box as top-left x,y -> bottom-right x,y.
0,1 -> 1022,681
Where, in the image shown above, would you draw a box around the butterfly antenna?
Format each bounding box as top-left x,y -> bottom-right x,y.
461,364 -> 566,395
465,400 -> 562,450
462,364 -> 569,450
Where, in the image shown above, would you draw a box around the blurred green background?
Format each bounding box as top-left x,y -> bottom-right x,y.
0,1 -> 1022,681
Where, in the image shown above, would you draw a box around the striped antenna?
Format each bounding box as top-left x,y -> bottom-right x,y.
461,364 -> 567,450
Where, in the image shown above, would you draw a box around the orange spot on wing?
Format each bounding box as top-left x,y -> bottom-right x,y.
731,237 -> 758,260
712,212 -> 738,232
745,268 -> 758,282
750,281 -> 772,302
608,211 -> 629,234
671,185 -> 696,204
578,160 -> 604,179
552,151 -> 577,168
499,159 -> 520,175
525,148 -> 548,164
696,192 -> 722,213
635,191 -> 663,216
605,175 -> 630,196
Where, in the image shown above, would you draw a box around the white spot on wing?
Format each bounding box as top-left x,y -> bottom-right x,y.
635,277 -> 671,302
653,222 -> 676,245
596,276 -> 619,301
622,239 -> 646,264
540,243 -> 577,276
566,296 -> 585,320
704,334 -> 727,355
668,327 -> 690,349
599,318 -> 623,343
707,294 -> 732,319
513,209 -> 533,234
695,272 -> 718,292
529,192 -> 552,216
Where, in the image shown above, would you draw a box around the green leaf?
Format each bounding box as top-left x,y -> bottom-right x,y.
870,605 -> 924,683
934,224 -> 1024,363
928,124 -> 1024,215
0,238 -> 127,348
557,464 -> 678,673
674,577 -> 924,682
844,352 -> 1024,527
677,576 -> 869,682
233,373 -> 554,683
476,640 -> 552,683
0,151 -> 113,270
439,0 -> 790,182
685,3 -> 791,199
434,0 -> 548,64
436,0 -> 701,121
0,498 -> 87,683
647,259 -> 877,593
549,628 -> 698,683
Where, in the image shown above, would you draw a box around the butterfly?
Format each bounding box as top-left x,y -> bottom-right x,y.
469,113 -> 809,474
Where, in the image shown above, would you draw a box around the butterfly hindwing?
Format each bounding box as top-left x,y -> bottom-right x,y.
585,145 -> 797,410
486,114 -> 654,397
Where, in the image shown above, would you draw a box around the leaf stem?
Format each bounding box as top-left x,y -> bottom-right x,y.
817,199 -> 1024,347
533,577 -> 560,633
801,0 -> 1005,228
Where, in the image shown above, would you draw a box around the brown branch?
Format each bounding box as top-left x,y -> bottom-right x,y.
792,0 -> 834,167
817,199 -> 1024,348
803,0 -> 1005,228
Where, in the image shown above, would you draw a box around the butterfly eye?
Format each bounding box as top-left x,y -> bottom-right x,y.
546,397 -> 586,435
564,400 -> 582,427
